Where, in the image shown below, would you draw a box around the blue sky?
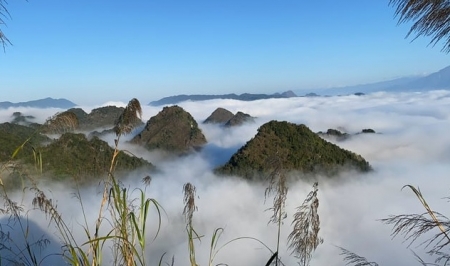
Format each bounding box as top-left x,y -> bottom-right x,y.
1,0 -> 449,105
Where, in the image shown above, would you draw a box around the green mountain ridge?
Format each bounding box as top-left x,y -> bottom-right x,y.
65,106 -> 143,131
0,123 -> 50,162
1,104 -> 373,184
203,107 -> 255,127
216,120 -> 372,179
130,105 -> 207,153
149,91 -> 298,106
28,133 -> 153,180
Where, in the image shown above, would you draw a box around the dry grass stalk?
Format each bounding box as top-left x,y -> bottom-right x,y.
142,175 -> 152,186
183,182 -> 199,266
0,196 -> 23,216
183,182 -> 197,224
382,212 -> 450,251
389,0 -> 450,52
381,185 -> 450,258
288,182 -> 322,266
339,247 -> 379,266
31,188 -> 76,244
42,112 -> 79,134
113,98 -> 142,137
264,153 -> 288,266
90,98 -> 143,266
265,156 -> 288,225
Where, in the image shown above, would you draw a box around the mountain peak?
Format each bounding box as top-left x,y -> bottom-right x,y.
131,105 -> 207,153
216,120 -> 371,179
0,98 -> 77,109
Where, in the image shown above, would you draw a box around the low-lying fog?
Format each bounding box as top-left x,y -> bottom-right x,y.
1,90 -> 450,265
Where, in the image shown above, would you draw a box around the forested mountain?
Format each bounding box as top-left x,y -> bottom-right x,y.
216,121 -> 372,179
130,105 -> 207,153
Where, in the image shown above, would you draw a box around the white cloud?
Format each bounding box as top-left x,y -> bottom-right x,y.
1,90 -> 450,265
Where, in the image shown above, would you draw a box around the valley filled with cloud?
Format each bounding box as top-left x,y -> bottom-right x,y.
1,90 -> 450,265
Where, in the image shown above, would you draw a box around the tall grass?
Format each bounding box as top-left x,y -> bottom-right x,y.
183,182 -> 200,266
342,185 -> 450,266
381,185 -> 450,264
265,154 -> 288,266
0,111 -> 78,265
265,152 -> 322,266
85,98 -> 163,266
0,99 -> 164,266
287,182 -> 322,266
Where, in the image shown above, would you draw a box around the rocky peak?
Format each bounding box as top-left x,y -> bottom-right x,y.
130,105 -> 207,153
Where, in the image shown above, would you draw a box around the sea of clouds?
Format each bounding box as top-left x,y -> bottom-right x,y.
1,90 -> 450,265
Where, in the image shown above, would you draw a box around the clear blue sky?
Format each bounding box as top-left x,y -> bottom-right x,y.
1,0 -> 449,105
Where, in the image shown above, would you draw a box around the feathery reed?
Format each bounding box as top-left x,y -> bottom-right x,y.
339,247 -> 379,266
42,112 -> 79,134
264,153 -> 288,266
183,182 -> 199,266
381,185 -> 450,261
288,182 -> 322,266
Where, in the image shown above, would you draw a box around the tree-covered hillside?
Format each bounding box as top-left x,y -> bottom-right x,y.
131,105 -> 207,153
216,120 -> 372,179
31,133 -> 153,180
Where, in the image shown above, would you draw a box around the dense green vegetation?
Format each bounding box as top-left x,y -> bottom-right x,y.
24,133 -> 153,181
131,105 -> 207,153
0,117 -> 152,184
0,123 -> 50,162
64,106 -> 142,131
216,120 -> 372,179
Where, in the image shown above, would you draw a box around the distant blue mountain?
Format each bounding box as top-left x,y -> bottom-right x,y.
296,65 -> 450,96
149,90 -> 297,106
0,97 -> 77,109
393,65 -> 450,92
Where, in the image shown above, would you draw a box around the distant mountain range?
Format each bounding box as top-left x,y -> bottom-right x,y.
150,65 -> 450,105
0,97 -> 77,109
4,65 -> 450,108
299,65 -> 450,96
149,91 -> 297,106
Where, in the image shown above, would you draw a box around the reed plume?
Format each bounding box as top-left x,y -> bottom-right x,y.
113,98 -> 142,137
339,247 -> 379,266
183,182 -> 199,266
42,111 -> 79,134
381,185 -> 450,259
288,182 -> 322,266
264,152 -> 288,266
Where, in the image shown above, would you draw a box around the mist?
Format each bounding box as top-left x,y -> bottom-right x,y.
1,90 -> 450,265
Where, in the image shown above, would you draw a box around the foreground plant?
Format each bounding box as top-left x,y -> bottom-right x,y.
0,0 -> 11,50
341,184 -> 450,266
3,98 -> 162,266
0,112 -> 79,265
265,154 -> 288,266
389,0 -> 450,53
183,182 -> 200,266
86,98 -> 162,266
288,182 -> 322,266
339,247 -> 379,266
381,185 -> 450,264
